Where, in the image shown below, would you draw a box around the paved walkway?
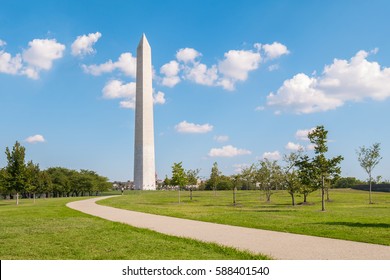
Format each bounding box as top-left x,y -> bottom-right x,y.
67,196 -> 390,260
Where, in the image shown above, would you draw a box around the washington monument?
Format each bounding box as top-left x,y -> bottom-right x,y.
133,34 -> 156,190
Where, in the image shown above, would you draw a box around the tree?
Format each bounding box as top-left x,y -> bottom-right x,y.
186,169 -> 200,200
283,151 -> 303,206
171,162 -> 188,203
307,125 -> 343,211
0,168 -> 7,199
296,155 -> 318,203
356,143 -> 382,204
231,174 -> 242,206
5,141 -> 27,205
25,161 -> 41,202
256,159 -> 283,203
208,162 -> 221,195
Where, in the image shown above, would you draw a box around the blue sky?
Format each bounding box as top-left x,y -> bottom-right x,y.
1,0 -> 389,182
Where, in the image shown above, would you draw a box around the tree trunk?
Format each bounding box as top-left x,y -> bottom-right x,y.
233,187 -> 236,206
369,175 -> 373,204
178,187 -> 181,204
16,192 -> 19,205
290,192 -> 295,206
321,176 -> 325,211
190,188 -> 192,201
303,193 -> 307,203
33,193 -> 36,204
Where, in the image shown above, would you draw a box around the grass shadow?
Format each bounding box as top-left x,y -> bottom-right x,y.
321,222 -> 390,229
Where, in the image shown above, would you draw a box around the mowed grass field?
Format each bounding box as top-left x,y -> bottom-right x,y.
0,197 -> 269,260
98,189 -> 390,246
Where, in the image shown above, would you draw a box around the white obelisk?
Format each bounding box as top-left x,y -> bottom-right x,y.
133,34 -> 156,190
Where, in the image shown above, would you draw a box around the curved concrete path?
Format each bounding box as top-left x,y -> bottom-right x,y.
67,196 -> 390,260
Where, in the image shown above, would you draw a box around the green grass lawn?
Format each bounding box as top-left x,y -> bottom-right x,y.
0,197 -> 269,260
98,189 -> 390,246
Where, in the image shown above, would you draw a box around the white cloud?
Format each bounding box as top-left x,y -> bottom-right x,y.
268,64 -> 279,71
25,134 -> 45,144
0,40 -> 6,47
262,42 -> 289,60
306,144 -> 316,151
295,128 -> 315,141
160,60 -> 180,87
71,32 -> 102,57
0,51 -> 23,75
102,80 -> 136,99
214,135 -> 229,142
119,100 -> 135,109
285,142 -> 303,151
218,50 -> 261,88
82,52 -> 136,77
262,151 -> 281,161
209,145 -> 251,157
255,106 -> 265,111
267,50 -> 390,114
185,63 -> 218,86
23,39 -> 65,70
175,121 -> 213,134
153,91 -> 166,104
233,163 -> 250,173
176,48 -> 201,63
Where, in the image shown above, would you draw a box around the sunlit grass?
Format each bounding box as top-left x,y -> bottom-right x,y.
98,189 -> 390,245
0,197 -> 269,259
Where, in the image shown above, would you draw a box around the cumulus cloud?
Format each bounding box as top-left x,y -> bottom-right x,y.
262,42 -> 290,60
71,32 -> 102,57
306,144 -> 316,151
262,151 -> 281,161
233,163 -> 250,173
208,145 -> 251,157
0,39 -> 6,47
160,60 -> 180,87
23,39 -> 65,70
295,128 -> 315,141
153,91 -> 166,104
82,52 -> 136,77
0,38 -> 65,79
176,48 -> 201,63
186,63 -> 218,86
18,39 -> 65,79
102,80 -> 136,99
267,50 -> 390,114
25,134 -> 45,144
175,121 -> 213,133
0,51 -> 23,75
119,100 -> 135,109
158,41 -> 288,90
218,50 -> 261,81
214,135 -> 229,142
285,142 -> 303,151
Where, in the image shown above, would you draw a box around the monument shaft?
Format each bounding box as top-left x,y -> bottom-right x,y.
134,34 -> 156,190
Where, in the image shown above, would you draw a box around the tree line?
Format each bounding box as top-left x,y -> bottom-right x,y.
164,125 -> 383,211
0,141 -> 111,204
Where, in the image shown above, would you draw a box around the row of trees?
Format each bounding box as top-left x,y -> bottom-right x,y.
0,142 -> 111,204
164,126 -> 383,211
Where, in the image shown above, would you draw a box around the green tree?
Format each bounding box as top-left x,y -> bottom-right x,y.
25,161 -> 41,201
171,162 -> 188,204
307,125 -> 343,211
296,155 -> 318,203
5,141 -> 27,205
186,168 -> 200,200
356,143 -> 382,204
208,162 -> 221,195
283,151 -> 303,206
256,159 -> 283,202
